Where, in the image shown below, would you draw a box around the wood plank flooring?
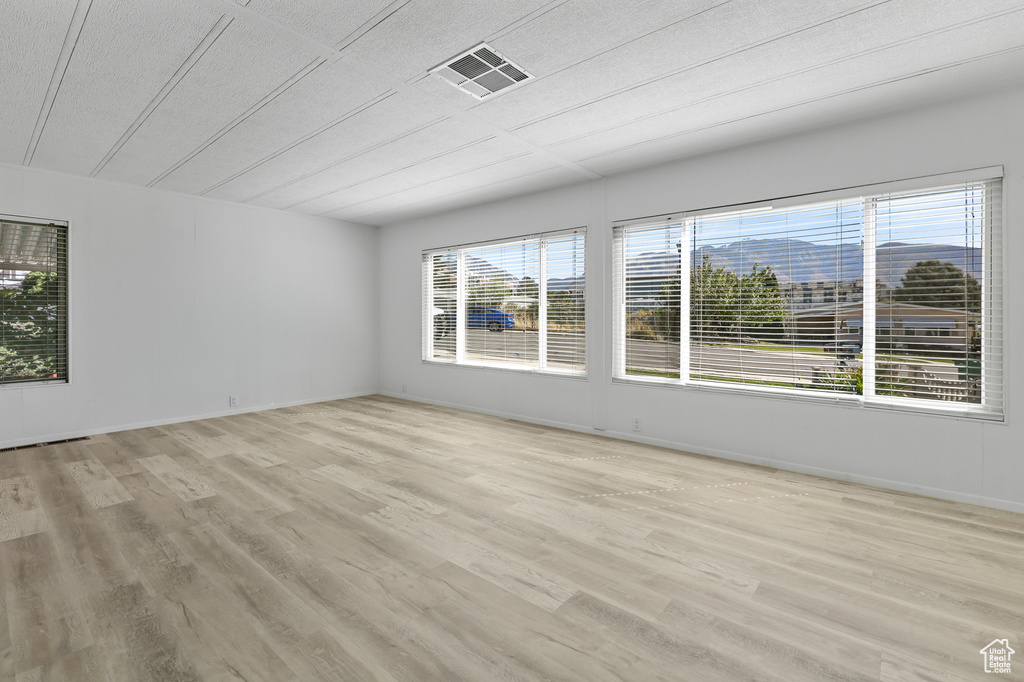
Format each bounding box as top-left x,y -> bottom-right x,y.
1,395 -> 1022,681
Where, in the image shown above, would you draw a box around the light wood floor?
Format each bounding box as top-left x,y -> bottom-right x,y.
1,396 -> 1022,681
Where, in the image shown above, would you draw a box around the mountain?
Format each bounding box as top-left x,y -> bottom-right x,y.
546,276 -> 584,292
464,255 -> 583,293
627,239 -> 981,288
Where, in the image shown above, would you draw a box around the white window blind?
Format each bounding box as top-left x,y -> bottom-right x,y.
1,218 -> 69,385
613,175 -> 1002,419
542,231 -> 586,372
423,228 -> 586,375
871,181 -> 1002,412
690,200 -> 864,392
612,220 -> 684,381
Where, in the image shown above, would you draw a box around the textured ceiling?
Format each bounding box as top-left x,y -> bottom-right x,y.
2,0 -> 1023,226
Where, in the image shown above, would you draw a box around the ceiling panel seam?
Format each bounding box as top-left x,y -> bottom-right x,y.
458,0 -> 572,63
335,0 -> 413,52
310,151 -> 537,216
451,129 -> 600,180
199,90 -> 396,196
508,0 -> 893,133
549,4 -> 1024,149
280,135 -> 500,210
238,114 -> 450,204
197,89 -> 397,193
574,44 -> 1024,166
89,14 -> 235,178
199,0 -> 334,59
148,57 -> 328,187
494,0 -> 733,94
335,166 -> 573,223
23,0 -> 94,166
199,0 -> 600,190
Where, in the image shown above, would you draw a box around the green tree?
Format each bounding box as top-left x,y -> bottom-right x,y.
892,259 -> 980,312
689,255 -> 740,338
467,275 -> 510,308
517,276 -> 538,301
737,263 -> 786,338
682,256 -> 787,340
517,276 -> 539,314
0,271 -> 63,381
547,289 -> 583,331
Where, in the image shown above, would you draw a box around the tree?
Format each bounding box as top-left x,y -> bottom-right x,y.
688,255 -> 740,338
0,271 -> 63,381
892,260 -> 980,312
737,263 -> 786,339
547,289 -> 584,331
467,275 -> 511,308
517,276 -> 540,316
516,276 -> 538,300
682,256 -> 786,340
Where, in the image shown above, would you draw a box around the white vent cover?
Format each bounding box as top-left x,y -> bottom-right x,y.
431,43 -> 532,100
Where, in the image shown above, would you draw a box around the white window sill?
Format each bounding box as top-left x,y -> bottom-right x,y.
423,358 -> 587,380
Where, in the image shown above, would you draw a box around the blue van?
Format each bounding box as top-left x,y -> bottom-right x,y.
466,306 -> 514,332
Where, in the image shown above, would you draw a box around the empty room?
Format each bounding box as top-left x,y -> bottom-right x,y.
1,1 -> 1022,680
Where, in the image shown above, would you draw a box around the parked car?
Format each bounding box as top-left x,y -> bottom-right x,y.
824,342 -> 861,360
466,306 -> 514,332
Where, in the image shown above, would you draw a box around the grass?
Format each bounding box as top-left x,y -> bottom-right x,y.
877,353 -> 955,366
723,343 -> 826,354
626,368 -> 808,390
626,369 -> 681,379
691,374 -> 804,389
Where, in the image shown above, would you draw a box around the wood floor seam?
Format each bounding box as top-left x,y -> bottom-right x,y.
0,394 -> 1020,681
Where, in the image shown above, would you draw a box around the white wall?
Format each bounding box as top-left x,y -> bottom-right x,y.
0,164 -> 378,448
378,85 -> 1023,513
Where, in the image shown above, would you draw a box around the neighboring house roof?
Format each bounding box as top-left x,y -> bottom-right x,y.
792,301 -> 978,320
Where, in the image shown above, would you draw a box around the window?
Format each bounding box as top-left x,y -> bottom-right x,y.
613,172 -> 1002,419
1,217 -> 68,385
423,228 -> 585,375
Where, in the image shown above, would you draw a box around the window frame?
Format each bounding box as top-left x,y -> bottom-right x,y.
612,168 -> 1004,421
0,214 -> 70,388
422,226 -> 587,377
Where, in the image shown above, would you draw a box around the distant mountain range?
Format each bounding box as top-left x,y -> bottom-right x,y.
466,239 -> 981,292
627,239 -> 981,288
465,255 -> 583,292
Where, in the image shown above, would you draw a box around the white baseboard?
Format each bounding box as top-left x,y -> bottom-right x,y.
379,391 -> 1024,515
0,390 -> 376,451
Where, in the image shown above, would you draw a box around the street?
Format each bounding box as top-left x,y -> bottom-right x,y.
443,330 -> 962,391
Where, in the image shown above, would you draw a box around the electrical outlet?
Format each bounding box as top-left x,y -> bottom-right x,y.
632,417 -> 642,432
229,395 -> 239,408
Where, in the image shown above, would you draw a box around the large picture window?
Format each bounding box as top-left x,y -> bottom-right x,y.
1,217 -> 69,385
613,172 -> 1002,419
423,228 -> 585,375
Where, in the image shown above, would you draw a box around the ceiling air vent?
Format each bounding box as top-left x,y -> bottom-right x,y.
431,43 -> 533,100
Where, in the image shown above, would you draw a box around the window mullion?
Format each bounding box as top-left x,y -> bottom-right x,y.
862,198 -> 877,398
679,220 -> 691,385
455,250 -> 466,363
538,239 -> 548,371
422,256 -> 433,359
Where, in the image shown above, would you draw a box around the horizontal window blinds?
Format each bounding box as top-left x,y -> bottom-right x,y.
424,252 -> 456,361
544,231 -> 586,373
613,176 -> 1002,418
0,219 -> 68,385
423,228 -> 586,375
613,221 -> 683,380
464,239 -> 540,367
690,200 -> 863,392
871,181 -> 1001,411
